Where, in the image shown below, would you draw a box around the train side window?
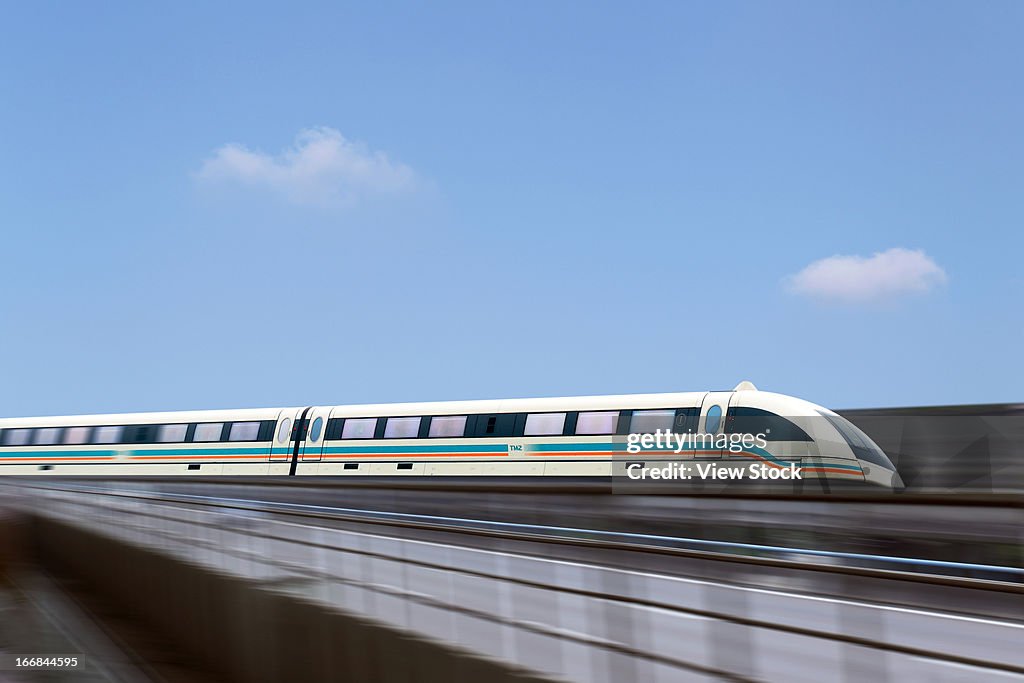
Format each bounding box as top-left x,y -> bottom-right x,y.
121,425 -> 156,444
524,413 -> 566,436
33,427 -> 63,445
308,417 -> 324,442
277,419 -> 292,443
384,417 -> 420,439
228,422 -> 261,442
93,426 -> 123,444
324,418 -> 345,440
257,420 -> 276,441
1,429 -> 31,447
157,424 -> 189,443
705,405 -> 723,433
630,410 -> 675,434
341,418 -> 377,439
575,411 -> 619,435
428,415 -> 467,438
63,427 -> 91,445
192,423 -> 224,442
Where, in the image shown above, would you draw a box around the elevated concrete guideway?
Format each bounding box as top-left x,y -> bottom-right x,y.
53,478 -> 1021,595
2,483 -> 1020,683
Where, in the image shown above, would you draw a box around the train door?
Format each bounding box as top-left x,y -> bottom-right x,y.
697,392 -> 733,458
301,407 -> 331,462
270,408 -> 304,475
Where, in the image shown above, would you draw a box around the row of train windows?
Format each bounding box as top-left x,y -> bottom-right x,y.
321,407 -> 812,442
0,407 -> 813,447
321,409 -> 694,441
0,421 -> 277,447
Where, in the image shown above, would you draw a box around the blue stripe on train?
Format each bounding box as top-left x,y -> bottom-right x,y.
0,440 -> 864,472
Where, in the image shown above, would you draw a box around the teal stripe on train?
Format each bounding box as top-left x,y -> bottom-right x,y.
0,447 -> 268,458
0,450 -> 118,458
320,443 -> 507,455
527,443 -> 617,452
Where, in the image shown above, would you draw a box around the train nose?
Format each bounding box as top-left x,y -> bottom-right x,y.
891,471 -> 906,489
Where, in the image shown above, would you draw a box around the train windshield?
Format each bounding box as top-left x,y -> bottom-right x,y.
817,411 -> 897,471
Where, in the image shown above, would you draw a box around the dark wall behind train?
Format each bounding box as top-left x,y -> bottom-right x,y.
839,404 -> 1024,493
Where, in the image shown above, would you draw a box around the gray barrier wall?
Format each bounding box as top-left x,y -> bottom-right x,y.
30,515 -> 554,683
14,484 -> 1021,683
841,404 -> 1024,492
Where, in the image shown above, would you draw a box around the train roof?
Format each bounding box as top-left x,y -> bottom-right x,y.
0,390 -> 720,426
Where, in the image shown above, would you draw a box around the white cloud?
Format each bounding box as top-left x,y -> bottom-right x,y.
196,127 -> 417,208
785,247 -> 947,305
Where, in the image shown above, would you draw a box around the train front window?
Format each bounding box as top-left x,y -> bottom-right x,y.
817,411 -> 896,471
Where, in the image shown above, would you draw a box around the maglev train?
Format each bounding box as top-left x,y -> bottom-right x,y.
0,382 -> 902,487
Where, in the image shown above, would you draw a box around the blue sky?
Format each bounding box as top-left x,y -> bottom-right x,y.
1,2 -> 1021,416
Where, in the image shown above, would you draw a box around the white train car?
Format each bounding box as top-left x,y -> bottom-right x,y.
0,383 -> 902,487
